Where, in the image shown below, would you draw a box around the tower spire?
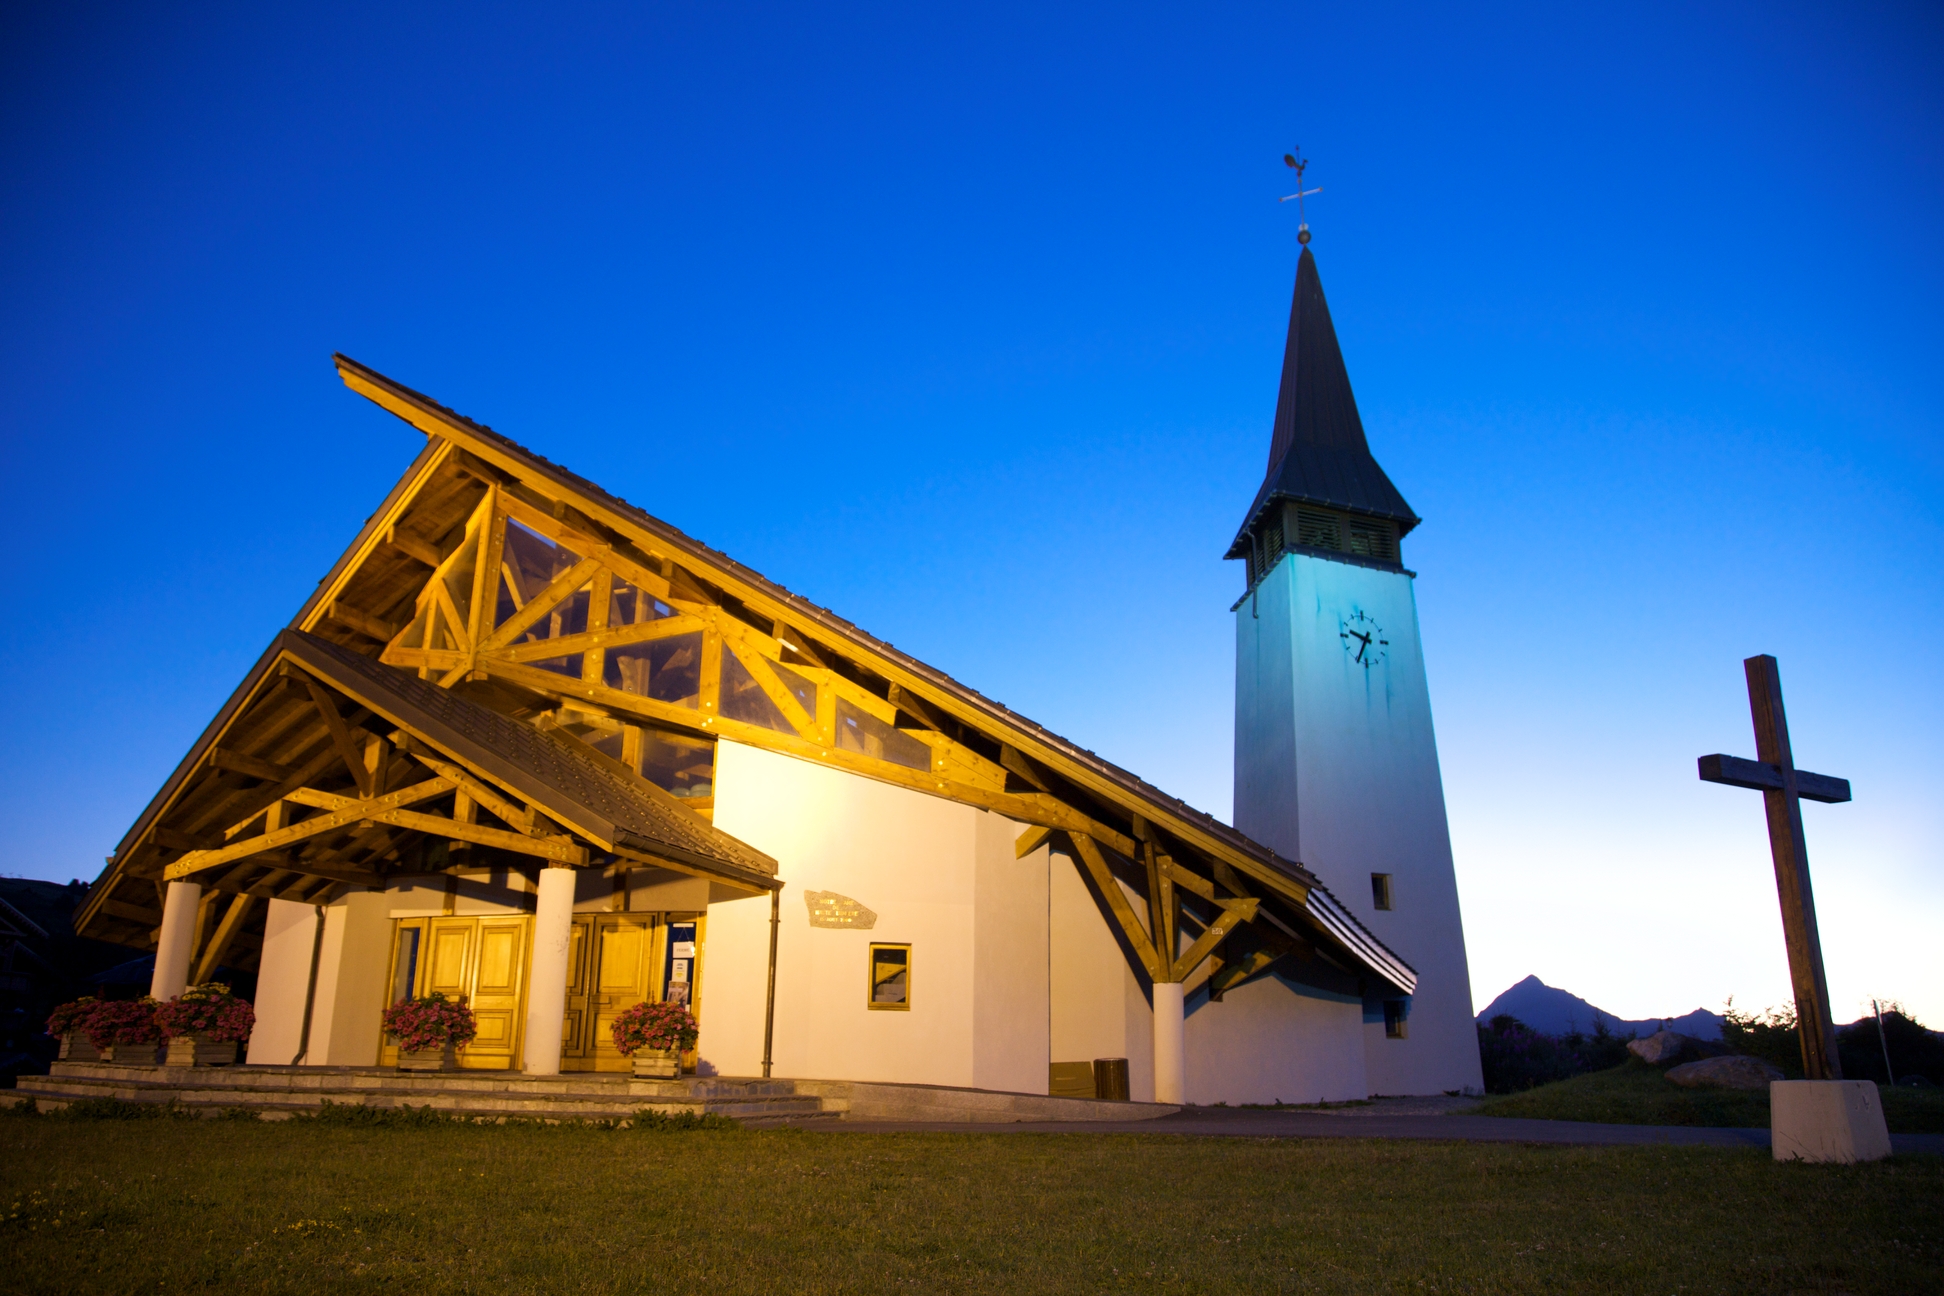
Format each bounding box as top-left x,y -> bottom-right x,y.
1225,230 -> 1417,564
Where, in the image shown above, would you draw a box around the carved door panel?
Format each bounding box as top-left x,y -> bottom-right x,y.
560,918 -> 595,1069
462,918 -> 529,1070
589,916 -> 654,1071
424,920 -> 474,1001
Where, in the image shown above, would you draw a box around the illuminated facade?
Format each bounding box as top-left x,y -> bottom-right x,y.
77,338 -> 1431,1103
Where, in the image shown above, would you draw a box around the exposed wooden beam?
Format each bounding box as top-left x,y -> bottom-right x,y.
887,683 -> 948,735
384,525 -> 444,568
298,674 -> 375,797
208,746 -> 294,783
325,599 -> 400,643
1068,832 -> 1160,981
482,555 -> 604,651
999,744 -> 1054,794
193,893 -> 257,983
153,826 -> 223,853
99,899 -> 159,925
165,777 -> 455,879
1014,825 -> 1053,859
1172,896 -> 1259,983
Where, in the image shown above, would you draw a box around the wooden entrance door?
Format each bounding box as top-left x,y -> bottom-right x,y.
561,915 -> 657,1071
381,916 -> 531,1070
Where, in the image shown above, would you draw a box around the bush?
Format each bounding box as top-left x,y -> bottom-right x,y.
1837,1004 -> 1944,1086
1477,1015 -> 1634,1094
154,983 -> 256,1043
1719,998 -> 1804,1077
632,1109 -> 738,1131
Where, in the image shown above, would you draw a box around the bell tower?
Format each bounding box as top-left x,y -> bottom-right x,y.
1230,246 -> 1483,1096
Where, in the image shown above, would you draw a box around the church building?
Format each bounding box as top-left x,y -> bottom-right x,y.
73,248 -> 1482,1104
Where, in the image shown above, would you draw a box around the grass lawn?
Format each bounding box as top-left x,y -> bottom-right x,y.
1474,1059 -> 1944,1132
3,1107 -> 1941,1294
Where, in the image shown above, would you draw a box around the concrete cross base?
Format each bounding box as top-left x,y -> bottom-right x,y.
1771,1080 -> 1892,1163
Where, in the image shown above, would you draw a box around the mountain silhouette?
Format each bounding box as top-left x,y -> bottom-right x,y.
1476,975 -> 1723,1040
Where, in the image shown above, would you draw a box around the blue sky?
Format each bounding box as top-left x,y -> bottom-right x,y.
4,3 -> 1939,1025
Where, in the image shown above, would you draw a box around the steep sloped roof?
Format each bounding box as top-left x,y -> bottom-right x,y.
1226,247 -> 1418,559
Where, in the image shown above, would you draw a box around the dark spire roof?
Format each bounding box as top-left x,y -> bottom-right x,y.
1225,247 -> 1417,559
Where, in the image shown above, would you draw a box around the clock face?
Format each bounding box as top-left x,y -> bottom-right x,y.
1340,610 -> 1389,669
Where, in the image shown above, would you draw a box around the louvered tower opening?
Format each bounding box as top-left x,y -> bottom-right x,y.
1244,502 -> 1401,590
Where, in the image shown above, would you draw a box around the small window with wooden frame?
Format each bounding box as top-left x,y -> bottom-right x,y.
868,943 -> 910,1010
1371,873 -> 1394,911
1384,1000 -> 1409,1040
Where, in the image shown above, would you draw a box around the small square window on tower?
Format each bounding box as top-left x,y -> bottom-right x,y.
1384,1000 -> 1409,1039
1371,873 -> 1394,911
868,943 -> 910,1010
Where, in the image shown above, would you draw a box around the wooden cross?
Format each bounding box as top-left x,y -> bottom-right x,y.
1698,655 -> 1852,1079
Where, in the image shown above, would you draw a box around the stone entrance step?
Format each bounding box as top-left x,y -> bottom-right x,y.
12,1062 -> 834,1124
9,1063 -> 1177,1126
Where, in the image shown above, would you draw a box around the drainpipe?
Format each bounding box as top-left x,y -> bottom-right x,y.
761,886 -> 780,1079
290,905 -> 327,1066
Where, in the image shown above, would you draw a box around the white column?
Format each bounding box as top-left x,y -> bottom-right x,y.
522,866 -> 577,1076
1152,980 -> 1186,1104
150,881 -> 202,1000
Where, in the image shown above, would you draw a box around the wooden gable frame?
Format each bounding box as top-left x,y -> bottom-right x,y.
75,356 -> 1411,1001
281,356 -> 1417,1001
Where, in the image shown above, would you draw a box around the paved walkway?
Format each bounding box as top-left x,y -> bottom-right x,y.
814,1098 -> 1944,1155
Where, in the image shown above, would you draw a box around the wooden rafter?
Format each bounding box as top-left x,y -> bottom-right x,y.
298,675 -> 376,798
164,777 -> 455,880
1068,832 -> 1160,980
193,893 -> 257,983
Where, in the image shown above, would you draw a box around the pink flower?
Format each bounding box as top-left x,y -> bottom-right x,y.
610,1001 -> 698,1055
381,995 -> 478,1052
155,984 -> 257,1043
46,997 -> 100,1039
86,998 -> 163,1049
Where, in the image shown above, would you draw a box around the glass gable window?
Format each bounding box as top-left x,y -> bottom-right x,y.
868,944 -> 910,1010
719,648 -> 793,733
608,576 -> 674,627
604,632 -> 702,707
498,520 -> 589,642
835,698 -> 932,772
640,728 -> 714,799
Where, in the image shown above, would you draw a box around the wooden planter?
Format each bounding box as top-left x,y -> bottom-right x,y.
97,1043 -> 159,1065
165,1033 -> 240,1067
398,1044 -> 457,1073
632,1048 -> 680,1079
59,1033 -> 102,1063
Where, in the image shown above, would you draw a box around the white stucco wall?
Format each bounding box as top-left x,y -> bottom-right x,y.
301,890 -> 392,1066
1184,973 -> 1367,1105
245,897 -> 320,1065
1047,851 -> 1155,1101
706,740 -> 1050,1091
1235,552 -> 1484,1096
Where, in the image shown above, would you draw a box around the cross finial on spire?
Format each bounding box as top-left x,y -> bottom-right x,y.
1280,148 -> 1322,245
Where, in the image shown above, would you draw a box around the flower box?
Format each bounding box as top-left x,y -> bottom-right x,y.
383,994 -> 475,1072
398,1044 -> 457,1073
612,1000 -> 698,1078
632,1048 -> 680,1079
155,984 -> 254,1063
84,998 -> 162,1064
165,1032 -> 239,1067
58,1032 -> 102,1063
98,1043 -> 159,1065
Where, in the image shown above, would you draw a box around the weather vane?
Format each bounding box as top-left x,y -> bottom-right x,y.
1280,148 -> 1322,244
